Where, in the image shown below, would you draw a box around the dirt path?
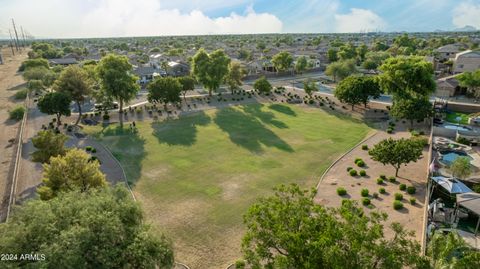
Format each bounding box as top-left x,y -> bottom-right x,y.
0,48 -> 27,221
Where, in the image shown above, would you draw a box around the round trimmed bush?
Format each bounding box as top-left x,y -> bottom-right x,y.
406,186 -> 416,194
349,169 -> 358,176
393,200 -> 404,210
388,176 -> 396,183
394,193 -> 403,201
347,167 -> 353,172
359,170 -> 367,176
235,260 -> 246,269
91,148 -> 97,153
85,146 -> 93,152
379,187 -> 386,194
376,178 -> 384,185
360,188 -> 369,197
379,174 -> 386,180
337,187 -> 347,196
354,158 -> 363,164
409,197 -> 416,205
362,198 -> 371,206
361,145 -> 368,150
399,184 -> 407,191
356,160 -> 365,167
372,192 -> 379,199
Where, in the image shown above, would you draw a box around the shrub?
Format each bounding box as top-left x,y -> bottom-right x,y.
379,187 -> 386,194
362,198 -> 371,206
379,174 -> 386,180
235,260 -> 246,269
85,146 -> 93,152
399,184 -> 407,191
456,137 -> 471,146
406,186 -> 416,195
103,114 -> 110,120
393,200 -> 403,210
356,160 -> 365,167
359,170 -> 366,176
376,178 -> 384,185
91,148 -> 97,153
372,192 -> 379,199
9,106 -> 25,121
354,158 -> 363,164
346,167 -> 353,172
387,127 -> 393,134
14,88 -> 28,100
361,144 -> 368,150
349,169 -> 358,176
409,197 -> 416,205
388,176 -> 396,183
394,193 -> 403,201
411,130 -> 419,137
360,188 -> 369,197
336,187 -> 347,196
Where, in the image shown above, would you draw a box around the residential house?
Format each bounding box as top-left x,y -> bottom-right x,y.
133,66 -> 162,85
453,50 -> 480,74
48,58 -> 78,66
436,74 -> 462,97
435,44 -> 461,62
166,61 -> 190,77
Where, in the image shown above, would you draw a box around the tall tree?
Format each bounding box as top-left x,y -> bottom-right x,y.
338,43 -> 357,61
225,61 -> 245,94
427,232 -> 480,269
325,59 -> 356,82
37,92 -> 71,126
390,97 -> 433,127
369,138 -> 424,176
450,157 -> 472,180
147,77 -> 182,111
191,48 -> 230,96
54,66 -> 93,125
0,186 -> 174,268
334,75 -> 382,110
378,56 -> 435,99
327,48 -> 338,62
37,148 -> 107,200
242,184 -> 427,269
295,56 -> 308,74
31,130 -> 68,163
457,70 -> 480,100
303,79 -> 317,97
178,76 -> 196,104
253,76 -> 272,94
96,54 -> 140,125
272,51 -> 293,73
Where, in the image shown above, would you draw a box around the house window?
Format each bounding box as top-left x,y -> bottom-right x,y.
458,64 -> 464,68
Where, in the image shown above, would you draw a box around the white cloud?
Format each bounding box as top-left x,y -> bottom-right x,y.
1,0 -> 282,38
334,8 -> 386,33
452,1 -> 480,29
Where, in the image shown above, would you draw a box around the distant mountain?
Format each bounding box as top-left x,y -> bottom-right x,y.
452,25 -> 478,32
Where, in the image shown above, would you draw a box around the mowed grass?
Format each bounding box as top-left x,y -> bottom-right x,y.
84,103 -> 371,269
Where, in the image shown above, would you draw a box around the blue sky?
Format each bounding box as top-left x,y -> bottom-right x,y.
0,0 -> 479,38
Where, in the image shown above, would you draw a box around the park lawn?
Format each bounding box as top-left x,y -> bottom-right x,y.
446,112 -> 470,125
84,103 -> 371,269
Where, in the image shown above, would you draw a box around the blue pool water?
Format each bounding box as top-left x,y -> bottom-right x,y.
443,125 -> 472,132
440,150 -> 473,166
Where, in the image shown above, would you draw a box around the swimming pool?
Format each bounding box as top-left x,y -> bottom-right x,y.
439,150 -> 473,166
443,124 -> 473,132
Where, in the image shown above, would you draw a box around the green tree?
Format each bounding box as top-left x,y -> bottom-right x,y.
334,75 -> 382,110
0,186 -> 174,268
37,92 -> 71,125
303,79 -> 317,97
31,130 -> 68,163
191,48 -> 231,96
338,43 -> 357,60
253,76 -> 272,94
378,56 -> 435,99
96,54 -> 140,124
356,43 -> 369,62
295,56 -> 308,74
37,148 -> 107,200
369,138 -> 424,176
327,48 -> 338,62
23,66 -> 55,87
18,58 -> 49,72
427,231 -> 480,269
450,157 -> 472,180
390,97 -> 433,127
363,60 -> 378,71
272,51 -> 293,72
147,77 -> 182,111
325,59 -> 356,82
54,66 -> 93,125
225,61 -> 245,94
457,70 -> 480,100
242,184 -> 427,269
27,79 -> 45,92
178,76 -> 196,104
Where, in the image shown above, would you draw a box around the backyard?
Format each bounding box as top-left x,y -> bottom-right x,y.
84,103 -> 372,268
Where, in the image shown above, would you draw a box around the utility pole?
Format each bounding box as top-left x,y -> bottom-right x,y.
11,18 -> 21,51
8,29 -> 15,56
21,26 -> 27,47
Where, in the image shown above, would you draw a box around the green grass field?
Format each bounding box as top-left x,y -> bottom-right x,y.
85,103 -> 371,268
445,112 -> 470,125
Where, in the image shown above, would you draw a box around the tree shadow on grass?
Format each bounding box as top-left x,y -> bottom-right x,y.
214,107 -> 294,154
151,111 -> 210,146
242,104 -> 288,129
99,125 -> 146,186
268,103 -> 297,116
